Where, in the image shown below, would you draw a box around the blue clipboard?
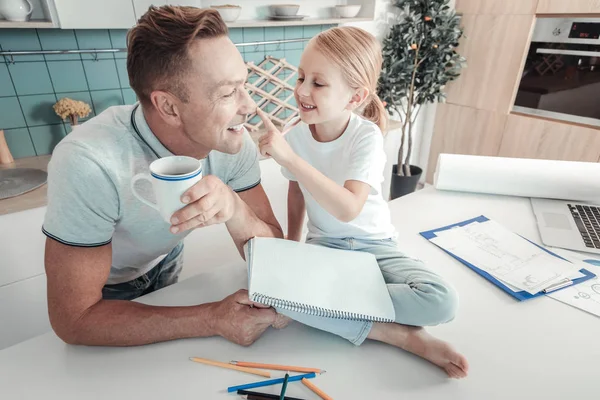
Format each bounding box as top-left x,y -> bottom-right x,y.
420,215 -> 597,301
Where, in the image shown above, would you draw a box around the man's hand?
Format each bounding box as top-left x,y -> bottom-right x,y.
210,289 -> 278,346
257,109 -> 298,168
170,175 -> 239,234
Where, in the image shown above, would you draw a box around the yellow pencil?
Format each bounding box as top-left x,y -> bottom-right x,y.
302,377 -> 333,400
189,357 -> 271,378
230,360 -> 324,374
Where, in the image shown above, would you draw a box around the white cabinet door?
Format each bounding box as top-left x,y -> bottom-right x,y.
0,275 -> 50,351
133,1 -> 202,20
53,0 -> 136,29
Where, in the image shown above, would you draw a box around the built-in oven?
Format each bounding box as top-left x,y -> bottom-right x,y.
514,17 -> 600,128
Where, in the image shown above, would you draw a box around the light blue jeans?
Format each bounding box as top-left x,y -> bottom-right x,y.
277,237 -> 459,345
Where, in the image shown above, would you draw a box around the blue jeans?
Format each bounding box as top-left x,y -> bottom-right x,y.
277,237 -> 459,345
102,242 -> 184,300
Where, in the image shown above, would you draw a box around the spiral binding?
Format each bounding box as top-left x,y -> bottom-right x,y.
251,293 -> 394,323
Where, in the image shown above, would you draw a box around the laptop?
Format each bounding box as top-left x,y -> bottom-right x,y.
531,197 -> 600,255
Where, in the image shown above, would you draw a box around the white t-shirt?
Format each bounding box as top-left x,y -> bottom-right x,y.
281,113 -> 396,240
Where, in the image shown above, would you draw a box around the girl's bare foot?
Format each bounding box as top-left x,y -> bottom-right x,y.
368,323 -> 469,379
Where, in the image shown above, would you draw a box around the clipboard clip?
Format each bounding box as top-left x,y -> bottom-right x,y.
542,278 -> 573,293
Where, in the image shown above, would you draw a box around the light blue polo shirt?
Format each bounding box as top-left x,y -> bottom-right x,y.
43,104 -> 261,284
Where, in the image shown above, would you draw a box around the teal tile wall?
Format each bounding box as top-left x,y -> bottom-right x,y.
0,25 -> 334,159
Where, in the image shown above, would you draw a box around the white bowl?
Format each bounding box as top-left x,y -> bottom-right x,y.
211,5 -> 241,22
269,4 -> 300,16
335,5 -> 361,18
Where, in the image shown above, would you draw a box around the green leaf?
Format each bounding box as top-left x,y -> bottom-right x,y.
379,0 -> 466,159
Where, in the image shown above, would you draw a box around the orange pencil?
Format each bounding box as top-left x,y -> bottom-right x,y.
230,360 -> 324,374
301,378 -> 333,400
189,357 -> 271,378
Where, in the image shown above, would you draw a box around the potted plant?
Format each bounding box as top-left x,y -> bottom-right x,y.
378,0 -> 466,199
53,97 -> 92,130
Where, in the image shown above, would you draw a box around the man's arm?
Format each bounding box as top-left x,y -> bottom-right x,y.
45,238 -> 276,346
287,181 -> 305,242
170,177 -> 283,257
227,183 -> 284,256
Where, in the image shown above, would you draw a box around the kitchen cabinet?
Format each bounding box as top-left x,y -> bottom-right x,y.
498,113 -> 600,162
53,0 -> 136,29
445,13 -> 536,113
537,0 -> 600,14
455,0 -> 538,15
45,0 -> 375,29
426,103 -> 506,182
426,0 -> 549,182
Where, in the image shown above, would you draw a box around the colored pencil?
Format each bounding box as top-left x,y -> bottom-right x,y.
301,378 -> 333,400
279,373 -> 289,400
227,372 -> 316,393
242,395 -> 276,400
189,357 -> 271,378
231,361 -> 324,374
237,389 -> 306,400
241,395 -> 304,400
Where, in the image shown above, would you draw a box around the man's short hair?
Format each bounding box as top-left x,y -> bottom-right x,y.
127,6 -> 228,105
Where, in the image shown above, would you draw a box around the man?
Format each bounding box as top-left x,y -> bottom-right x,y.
43,6 -> 285,347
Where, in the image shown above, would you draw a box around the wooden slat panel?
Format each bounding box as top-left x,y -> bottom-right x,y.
445,14 -> 535,113
537,0 -> 600,14
498,114 -> 600,161
426,103 -> 507,183
456,0 -> 538,15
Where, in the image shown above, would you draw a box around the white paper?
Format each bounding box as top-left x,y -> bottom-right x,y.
547,249 -> 600,318
434,154 -> 600,203
431,220 -> 578,294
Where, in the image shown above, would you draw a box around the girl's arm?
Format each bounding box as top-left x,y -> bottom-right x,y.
287,181 -> 306,241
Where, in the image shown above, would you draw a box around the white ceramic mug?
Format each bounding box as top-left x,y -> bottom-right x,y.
131,156 -> 202,223
0,0 -> 33,22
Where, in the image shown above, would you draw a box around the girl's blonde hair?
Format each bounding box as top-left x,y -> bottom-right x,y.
313,26 -> 388,132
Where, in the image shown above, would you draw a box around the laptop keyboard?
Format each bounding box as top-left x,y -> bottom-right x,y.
568,204 -> 600,249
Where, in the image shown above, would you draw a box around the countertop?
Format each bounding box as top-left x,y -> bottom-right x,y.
0,155 -> 51,216
2,187 -> 599,399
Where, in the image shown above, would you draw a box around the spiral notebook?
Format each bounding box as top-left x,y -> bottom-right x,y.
243,237 -> 396,322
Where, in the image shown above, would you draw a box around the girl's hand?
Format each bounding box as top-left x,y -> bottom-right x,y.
256,109 -> 297,168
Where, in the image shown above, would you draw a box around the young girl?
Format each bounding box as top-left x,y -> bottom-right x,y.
257,26 -> 468,379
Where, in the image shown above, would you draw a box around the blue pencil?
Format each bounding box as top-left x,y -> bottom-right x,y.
227,372 -> 316,393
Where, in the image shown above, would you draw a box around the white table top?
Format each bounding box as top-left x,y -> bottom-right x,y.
1,187 -> 598,399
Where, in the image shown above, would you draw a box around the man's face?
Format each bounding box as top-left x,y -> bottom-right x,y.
177,36 -> 254,155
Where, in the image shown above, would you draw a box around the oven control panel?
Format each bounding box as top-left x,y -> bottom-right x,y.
533,17 -> 600,44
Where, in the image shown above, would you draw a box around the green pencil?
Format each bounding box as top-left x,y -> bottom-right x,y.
279,373 -> 289,400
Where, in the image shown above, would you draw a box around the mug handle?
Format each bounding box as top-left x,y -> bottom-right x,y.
131,173 -> 159,211
24,0 -> 33,16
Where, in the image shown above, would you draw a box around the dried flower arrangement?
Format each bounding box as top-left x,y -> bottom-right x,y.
53,97 -> 92,126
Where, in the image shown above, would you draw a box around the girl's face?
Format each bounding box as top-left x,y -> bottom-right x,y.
294,41 -> 358,125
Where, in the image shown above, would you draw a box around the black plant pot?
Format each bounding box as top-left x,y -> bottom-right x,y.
390,165 -> 423,200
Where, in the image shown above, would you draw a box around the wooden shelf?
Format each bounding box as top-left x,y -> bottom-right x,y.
0,19 -> 54,28
227,17 -> 372,28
